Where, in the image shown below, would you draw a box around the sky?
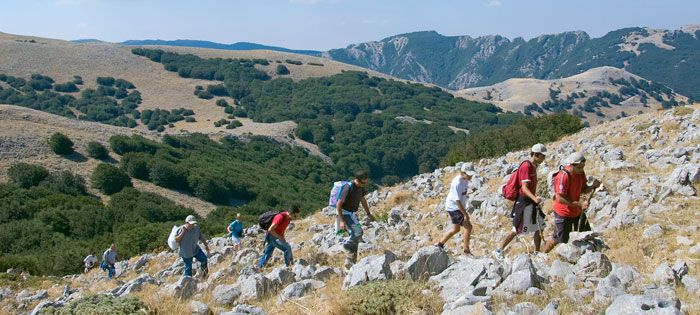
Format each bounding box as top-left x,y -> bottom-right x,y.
0,0 -> 698,51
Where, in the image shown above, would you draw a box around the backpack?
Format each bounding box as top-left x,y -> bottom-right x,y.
328,181 -> 353,207
167,225 -> 179,251
547,166 -> 571,200
258,211 -> 282,230
501,161 -> 532,201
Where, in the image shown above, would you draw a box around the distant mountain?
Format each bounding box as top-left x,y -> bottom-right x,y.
120,39 -> 322,56
71,39 -> 104,43
324,25 -> 700,100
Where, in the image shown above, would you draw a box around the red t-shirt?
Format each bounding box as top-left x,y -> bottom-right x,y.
271,212 -> 291,238
553,166 -> 587,217
517,161 -> 537,197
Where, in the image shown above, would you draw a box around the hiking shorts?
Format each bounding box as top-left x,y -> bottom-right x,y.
447,210 -> 465,225
512,197 -> 545,234
552,212 -> 580,244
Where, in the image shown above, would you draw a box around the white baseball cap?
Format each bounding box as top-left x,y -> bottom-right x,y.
185,215 -> 197,224
531,143 -> 547,154
460,163 -> 477,176
567,152 -> 586,165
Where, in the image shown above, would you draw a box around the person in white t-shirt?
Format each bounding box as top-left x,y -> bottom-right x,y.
434,163 -> 477,256
83,253 -> 98,273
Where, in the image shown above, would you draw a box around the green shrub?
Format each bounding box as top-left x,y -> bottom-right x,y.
38,294 -> 149,314
41,171 -> 87,196
226,120 -> 243,129
72,75 -> 83,85
276,64 -> 290,75
185,117 -> 196,123
224,106 -> 234,114
216,99 -> 229,107
96,76 -> 115,86
340,280 -> 442,315
307,62 -> 324,67
86,141 -> 109,160
149,161 -> 187,190
49,132 -> 74,155
54,82 -> 79,93
91,163 -> 132,195
189,176 -> 229,204
285,59 -> 303,65
7,163 -> 49,188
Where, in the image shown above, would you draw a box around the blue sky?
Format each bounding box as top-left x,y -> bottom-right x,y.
1,0 -> 698,50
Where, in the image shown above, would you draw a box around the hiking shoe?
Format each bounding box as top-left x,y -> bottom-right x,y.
492,249 -> 503,259
434,242 -> 445,250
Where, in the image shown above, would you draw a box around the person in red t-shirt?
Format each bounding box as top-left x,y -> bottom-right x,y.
543,152 -> 600,253
258,206 -> 300,268
493,144 -> 547,258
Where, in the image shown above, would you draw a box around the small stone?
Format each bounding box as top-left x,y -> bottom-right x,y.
190,301 -> 210,315
676,236 -> 694,246
652,263 -> 678,286
643,224 -> 663,239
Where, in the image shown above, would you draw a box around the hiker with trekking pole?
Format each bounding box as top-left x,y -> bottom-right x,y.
493,144 -> 548,258
257,206 -> 300,269
543,152 -> 601,253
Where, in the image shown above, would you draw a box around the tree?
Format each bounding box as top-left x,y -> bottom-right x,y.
49,132 -> 74,155
96,76 -> 116,86
276,65 -> 290,75
86,141 -> 109,160
8,163 -> 49,188
92,163 -> 132,195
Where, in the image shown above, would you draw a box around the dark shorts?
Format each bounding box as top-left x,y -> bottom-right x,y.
447,210 -> 465,225
512,197 -> 534,234
553,212 -> 580,244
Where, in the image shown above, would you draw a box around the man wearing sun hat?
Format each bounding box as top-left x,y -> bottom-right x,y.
543,152 -> 600,253
493,143 -> 548,258
175,215 -> 210,277
435,163 -> 477,256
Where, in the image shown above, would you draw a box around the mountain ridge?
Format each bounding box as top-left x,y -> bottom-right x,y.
119,39 -> 322,56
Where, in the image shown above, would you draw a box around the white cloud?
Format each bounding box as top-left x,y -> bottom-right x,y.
487,0 -> 502,7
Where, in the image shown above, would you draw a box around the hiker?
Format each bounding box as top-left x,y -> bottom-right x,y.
175,215 -> 210,277
493,144 -> 548,258
258,206 -> 300,269
83,253 -> 98,273
435,163 -> 477,256
334,170 -> 375,268
227,213 -> 244,250
543,152 -> 600,253
101,244 -> 117,279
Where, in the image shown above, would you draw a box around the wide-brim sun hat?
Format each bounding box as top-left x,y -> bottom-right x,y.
531,143 -> 547,154
460,163 -> 477,176
185,215 -> 197,224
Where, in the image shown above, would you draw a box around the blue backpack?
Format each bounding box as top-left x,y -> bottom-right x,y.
328,181 -> 353,207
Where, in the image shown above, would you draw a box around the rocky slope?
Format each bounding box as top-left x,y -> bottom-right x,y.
3,105 -> 699,314
325,25 -> 700,100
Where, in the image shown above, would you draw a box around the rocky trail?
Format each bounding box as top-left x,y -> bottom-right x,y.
2,105 -> 699,314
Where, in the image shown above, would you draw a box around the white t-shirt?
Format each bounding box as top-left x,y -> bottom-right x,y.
84,255 -> 98,268
445,175 -> 469,212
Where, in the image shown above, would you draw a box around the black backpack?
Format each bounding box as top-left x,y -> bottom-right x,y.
258,211 -> 282,230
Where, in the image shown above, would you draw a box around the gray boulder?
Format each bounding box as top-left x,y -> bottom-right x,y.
513,302 -> 541,315
496,255 -> 540,295
29,301 -> 65,315
236,270 -> 271,302
212,284 -> 240,305
265,267 -> 296,291
652,263 -> 678,286
549,260 -> 574,281
574,252 -> 612,278
342,250 -> 396,289
643,224 -> 664,239
233,248 -> 259,266
110,274 -> 160,297
279,279 -> 326,301
312,266 -> 339,281
390,260 -> 406,280
610,264 -> 640,289
553,243 -> 582,264
605,294 -> 681,315
538,300 -> 559,315
681,276 -> 699,295
163,276 -> 197,299
133,254 -> 152,270
292,262 -> 315,281
190,300 -> 210,315
403,246 -> 449,280
442,302 -> 492,315
429,258 -> 493,304
594,274 -> 626,303
671,260 -> 688,280
230,304 -> 266,314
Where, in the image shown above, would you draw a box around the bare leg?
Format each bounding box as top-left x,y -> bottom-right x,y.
499,230 -> 517,251
533,231 -> 542,252
438,224 -> 461,246
462,216 -> 473,253
543,239 -> 558,253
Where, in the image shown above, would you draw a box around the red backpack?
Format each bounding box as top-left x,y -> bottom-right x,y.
501,161 -> 532,201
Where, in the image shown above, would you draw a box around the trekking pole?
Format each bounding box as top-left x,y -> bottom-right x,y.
279,295 -> 312,313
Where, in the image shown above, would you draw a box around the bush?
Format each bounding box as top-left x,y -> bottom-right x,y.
226,120 -> 243,129
54,82 -> 79,93
91,163 -> 132,195
340,280 -> 442,315
39,294 -> 149,314
276,65 -> 290,75
224,106 -> 234,114
185,117 -> 196,123
86,141 -> 109,160
49,132 -> 74,155
194,90 -> 214,99
285,59 -> 303,65
7,163 -> 49,188
149,161 -> 187,190
73,75 -> 83,85
41,171 -> 86,196
216,99 -> 229,107
96,76 -> 116,86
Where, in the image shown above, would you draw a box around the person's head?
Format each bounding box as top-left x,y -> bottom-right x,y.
236,213 -> 241,221
460,163 -> 477,180
353,170 -> 369,187
566,152 -> 586,174
110,244 -> 116,251
530,143 -> 547,165
185,215 -> 198,229
288,205 -> 301,219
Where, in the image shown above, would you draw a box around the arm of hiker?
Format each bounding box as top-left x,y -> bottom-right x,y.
555,193 -> 581,209
336,189 -> 347,230
267,223 -> 284,241
520,182 -> 541,204
227,224 -> 232,236
361,197 -> 374,221
200,232 -> 210,254
175,226 -> 186,242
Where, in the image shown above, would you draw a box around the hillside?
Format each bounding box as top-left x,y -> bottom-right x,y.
4,104 -> 698,315
457,66 -> 691,124
325,25 -> 700,100
120,39 -> 322,56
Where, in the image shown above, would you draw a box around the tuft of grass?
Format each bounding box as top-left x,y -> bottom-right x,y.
672,106 -> 694,117
634,122 -> 653,131
38,294 -> 150,315
328,280 -> 442,315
